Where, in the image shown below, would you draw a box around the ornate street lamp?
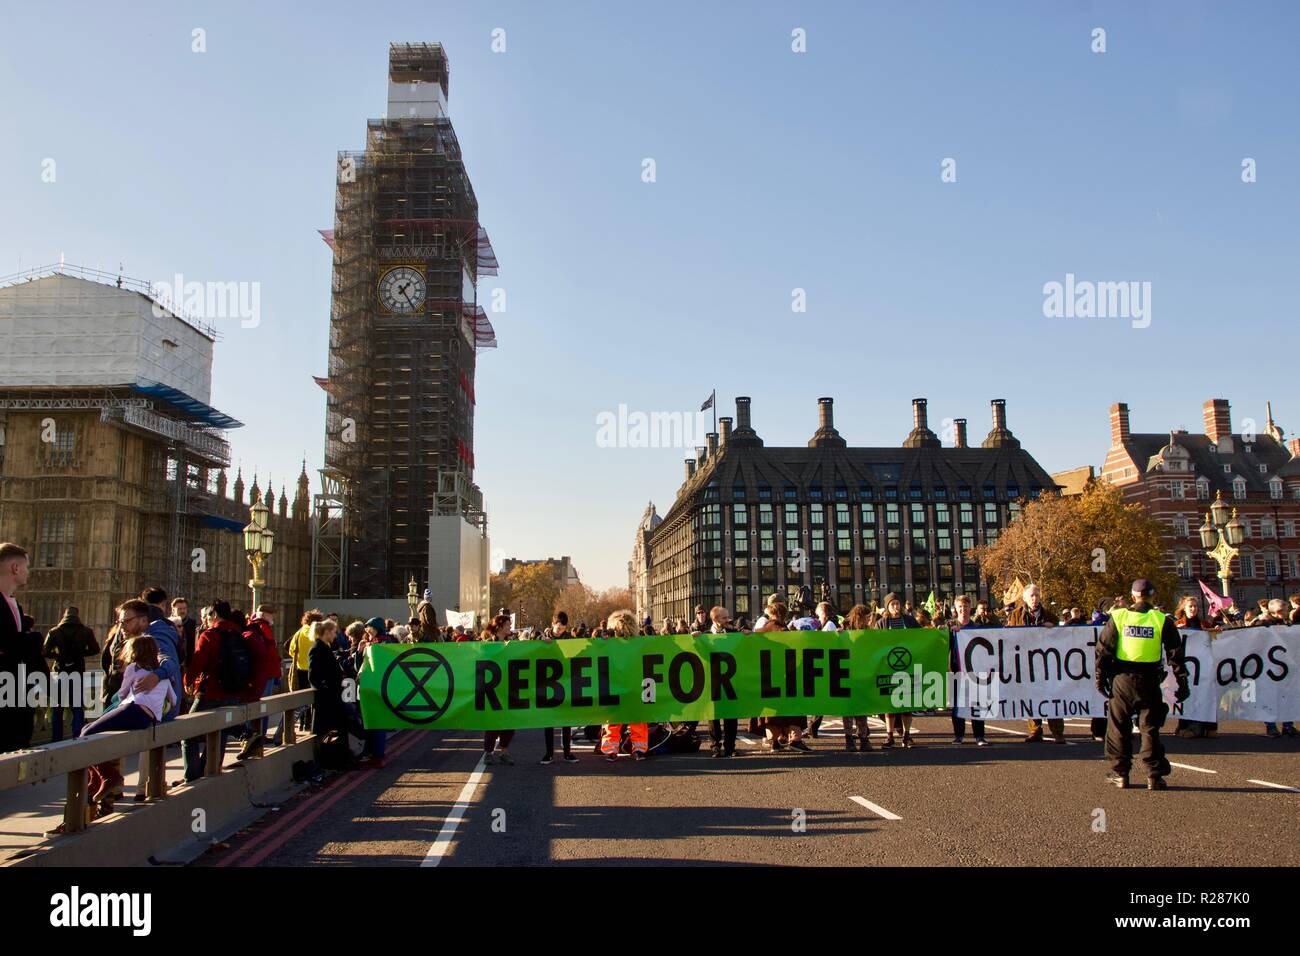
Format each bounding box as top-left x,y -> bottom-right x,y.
1201,491 -> 1241,600
406,576 -> 420,622
243,497 -> 275,609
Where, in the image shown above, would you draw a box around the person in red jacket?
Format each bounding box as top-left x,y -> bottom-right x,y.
238,605 -> 282,759
181,601 -> 245,782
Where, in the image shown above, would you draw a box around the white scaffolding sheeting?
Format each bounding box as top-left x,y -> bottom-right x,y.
0,274 -> 214,403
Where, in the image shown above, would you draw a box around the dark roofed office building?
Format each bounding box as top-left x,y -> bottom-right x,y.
647,396 -> 1057,624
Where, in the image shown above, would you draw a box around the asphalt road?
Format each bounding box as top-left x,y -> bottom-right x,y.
199,718 -> 1300,867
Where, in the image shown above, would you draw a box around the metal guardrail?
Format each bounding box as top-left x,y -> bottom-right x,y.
0,689 -> 315,836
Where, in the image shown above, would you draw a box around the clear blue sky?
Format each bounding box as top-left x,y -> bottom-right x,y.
3,1 -> 1297,590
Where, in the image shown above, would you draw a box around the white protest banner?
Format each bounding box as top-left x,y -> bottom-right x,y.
1167,630 -> 1215,722
1198,626 -> 1298,723
445,609 -> 475,630
953,626 -> 1106,721
954,626 -> 1300,724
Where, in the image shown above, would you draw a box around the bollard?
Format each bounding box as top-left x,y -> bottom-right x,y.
204,730 -> 222,776
145,746 -> 167,799
64,768 -> 89,833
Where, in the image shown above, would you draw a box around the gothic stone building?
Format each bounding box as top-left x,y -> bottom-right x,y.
647,396 -> 1057,624
0,269 -> 312,634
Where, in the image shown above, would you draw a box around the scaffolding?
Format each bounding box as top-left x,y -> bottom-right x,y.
319,43 -> 498,600
311,468 -> 348,600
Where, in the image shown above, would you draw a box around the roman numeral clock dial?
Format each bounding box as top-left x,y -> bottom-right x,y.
378,266 -> 427,314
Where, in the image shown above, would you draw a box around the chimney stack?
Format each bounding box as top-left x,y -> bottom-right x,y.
696,446 -> 707,469
718,417 -> 732,449
1203,399 -> 1232,452
1288,438 -> 1300,459
685,459 -> 696,480
953,418 -> 968,448
809,396 -> 846,448
736,396 -> 751,432
903,397 -> 940,449
1110,402 -> 1130,448
729,396 -> 764,447
980,399 -> 1020,449
706,432 -> 718,458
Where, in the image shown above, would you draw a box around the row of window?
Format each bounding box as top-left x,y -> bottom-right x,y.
698,502 -> 1013,536
1172,514 -> 1300,538
1166,476 -> 1296,501
1174,552 -> 1300,580
702,482 -> 1041,503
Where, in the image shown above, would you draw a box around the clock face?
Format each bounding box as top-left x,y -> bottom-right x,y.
378,266 -> 427,313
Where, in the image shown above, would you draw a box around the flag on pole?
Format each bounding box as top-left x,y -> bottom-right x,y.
1198,579 -> 1233,616
1002,576 -> 1026,608
923,591 -> 936,615
700,390 -> 715,412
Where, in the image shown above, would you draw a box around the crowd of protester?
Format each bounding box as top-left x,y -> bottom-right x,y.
2,530 -> 1297,818
454,582 -> 1300,766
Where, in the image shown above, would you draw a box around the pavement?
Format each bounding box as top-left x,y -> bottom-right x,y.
190,716 -> 1300,867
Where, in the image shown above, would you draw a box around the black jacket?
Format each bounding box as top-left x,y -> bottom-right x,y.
308,639 -> 347,736
0,597 -> 47,752
43,614 -> 100,672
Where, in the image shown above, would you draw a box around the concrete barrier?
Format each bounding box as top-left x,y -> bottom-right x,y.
0,690 -> 317,866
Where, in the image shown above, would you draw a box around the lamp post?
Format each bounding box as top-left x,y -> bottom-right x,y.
1199,490 -> 1244,600
406,576 -> 419,622
242,498 -> 275,609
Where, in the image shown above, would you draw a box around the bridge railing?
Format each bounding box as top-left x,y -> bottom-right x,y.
0,689 -> 315,836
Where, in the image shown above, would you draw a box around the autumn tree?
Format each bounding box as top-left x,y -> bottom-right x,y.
507,562 -> 561,628
488,572 -> 513,618
553,583 -> 635,629
969,480 -> 1176,614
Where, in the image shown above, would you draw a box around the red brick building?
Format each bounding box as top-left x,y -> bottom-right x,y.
1101,398 -> 1300,607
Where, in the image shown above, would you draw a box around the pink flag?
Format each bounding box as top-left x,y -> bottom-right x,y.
1198,579 -> 1233,615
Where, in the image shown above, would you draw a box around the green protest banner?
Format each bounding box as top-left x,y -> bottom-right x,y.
358,629 -> 949,731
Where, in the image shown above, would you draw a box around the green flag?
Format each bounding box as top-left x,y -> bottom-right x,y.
923,591 -> 937,615
358,629 -> 949,731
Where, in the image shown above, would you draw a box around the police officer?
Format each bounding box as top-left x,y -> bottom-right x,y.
1095,579 -> 1189,790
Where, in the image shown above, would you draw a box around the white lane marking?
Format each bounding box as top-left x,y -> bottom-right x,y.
980,723 -> 1080,745
983,724 -> 1027,735
1169,762 -> 1217,774
850,796 -> 901,821
420,753 -> 487,868
1248,779 -> 1300,792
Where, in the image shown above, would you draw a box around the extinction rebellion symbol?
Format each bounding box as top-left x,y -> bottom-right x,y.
381,647 -> 454,725
887,646 -> 912,671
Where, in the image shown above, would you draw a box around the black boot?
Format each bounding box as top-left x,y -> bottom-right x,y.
845,735 -> 857,752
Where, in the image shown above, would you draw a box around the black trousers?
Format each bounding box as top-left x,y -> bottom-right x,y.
543,726 -> 572,757
1105,672 -> 1168,776
709,718 -> 737,753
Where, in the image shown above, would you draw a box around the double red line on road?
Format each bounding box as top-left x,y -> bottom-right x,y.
215,730 -> 427,868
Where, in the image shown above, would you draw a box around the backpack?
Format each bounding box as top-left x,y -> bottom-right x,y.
217,628 -> 255,694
